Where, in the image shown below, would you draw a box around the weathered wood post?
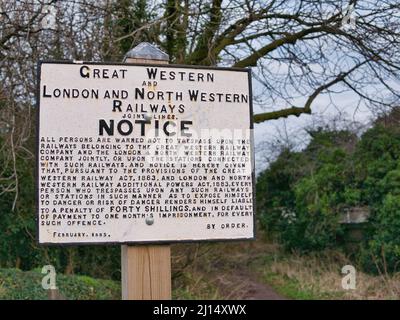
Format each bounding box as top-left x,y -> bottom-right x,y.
121,42 -> 171,300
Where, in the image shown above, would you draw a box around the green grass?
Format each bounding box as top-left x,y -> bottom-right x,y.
262,272 -> 338,300
254,252 -> 347,300
0,268 -> 219,300
172,271 -> 221,300
3,238 -> 389,300
0,268 -> 120,300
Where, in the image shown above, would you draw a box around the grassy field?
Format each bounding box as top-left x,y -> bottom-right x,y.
172,231 -> 400,300
0,267 -> 221,300
1,233 -> 400,299
0,268 -> 120,300
258,248 -> 400,300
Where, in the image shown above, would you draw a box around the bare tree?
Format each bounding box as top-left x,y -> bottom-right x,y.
2,1 -> 400,122
0,0 -> 399,270
154,0 -> 400,122
0,0 -> 399,208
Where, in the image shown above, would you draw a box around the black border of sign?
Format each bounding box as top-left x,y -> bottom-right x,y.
36,60 -> 256,246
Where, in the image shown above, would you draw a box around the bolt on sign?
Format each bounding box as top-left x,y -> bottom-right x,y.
37,61 -> 255,244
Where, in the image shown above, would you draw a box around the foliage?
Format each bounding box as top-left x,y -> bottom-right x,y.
362,194 -> 400,273
112,0 -> 158,55
0,0 -> 399,281
257,117 -> 400,272
0,268 -> 120,300
258,128 -> 356,251
0,133 -> 122,280
0,265 -> 221,300
2,1 -> 400,121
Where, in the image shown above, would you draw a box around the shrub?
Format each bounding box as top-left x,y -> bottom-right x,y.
0,268 -> 120,300
257,120 -> 400,273
257,129 -> 355,252
362,194 -> 400,273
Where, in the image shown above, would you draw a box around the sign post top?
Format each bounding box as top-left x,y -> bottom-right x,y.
124,42 -> 169,62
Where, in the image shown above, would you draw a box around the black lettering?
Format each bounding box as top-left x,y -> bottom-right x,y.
80,66 -> 90,78
181,121 -> 192,137
188,90 -> 199,101
164,121 -> 176,136
135,88 -> 144,99
93,69 -> 100,78
113,100 -> 122,112
43,85 -> 52,97
147,68 -> 158,79
99,119 -> 114,135
117,120 -> 133,135
135,119 -> 150,136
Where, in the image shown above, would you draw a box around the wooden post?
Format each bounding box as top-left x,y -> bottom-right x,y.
47,288 -> 65,300
121,42 -> 171,300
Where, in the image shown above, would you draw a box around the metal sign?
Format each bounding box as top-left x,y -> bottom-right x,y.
37,61 -> 255,244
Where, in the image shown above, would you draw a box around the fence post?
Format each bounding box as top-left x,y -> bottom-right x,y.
121,42 -> 171,300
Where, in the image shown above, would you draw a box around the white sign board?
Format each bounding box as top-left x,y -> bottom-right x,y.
37,61 -> 254,244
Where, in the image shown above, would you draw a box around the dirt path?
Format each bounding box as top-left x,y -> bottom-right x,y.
175,235 -> 288,300
210,241 -> 288,300
211,269 -> 287,300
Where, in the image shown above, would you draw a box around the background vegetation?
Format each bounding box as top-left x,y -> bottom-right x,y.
257,108 -> 400,274
1,0 -> 400,299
